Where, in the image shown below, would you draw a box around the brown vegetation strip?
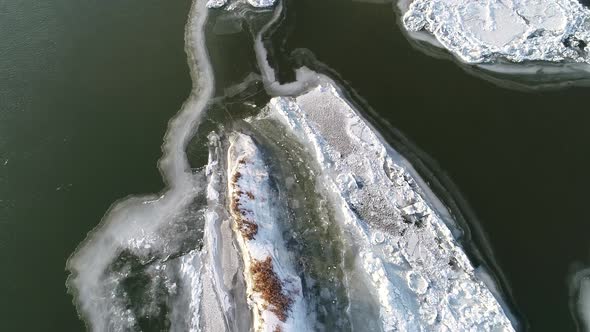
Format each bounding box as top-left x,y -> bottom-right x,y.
250,257 -> 293,322
230,170 -> 258,240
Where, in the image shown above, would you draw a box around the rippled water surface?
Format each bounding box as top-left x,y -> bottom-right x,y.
2,0 -> 590,331
0,0 -> 192,329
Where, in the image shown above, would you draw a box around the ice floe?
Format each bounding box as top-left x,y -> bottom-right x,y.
402,0 -> 590,65
266,77 -> 517,331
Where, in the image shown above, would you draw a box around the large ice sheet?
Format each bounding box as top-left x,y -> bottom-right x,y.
403,0 -> 590,64
267,77 -> 516,331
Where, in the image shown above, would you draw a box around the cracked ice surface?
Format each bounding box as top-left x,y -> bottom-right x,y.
246,0 -> 276,7
206,0 -> 276,9
267,77 -> 516,331
403,0 -> 590,64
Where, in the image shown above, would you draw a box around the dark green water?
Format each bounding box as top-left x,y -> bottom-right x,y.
0,0 -> 191,330
2,0 -> 589,330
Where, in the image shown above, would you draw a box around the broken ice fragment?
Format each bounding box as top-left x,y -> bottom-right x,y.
206,0 -> 226,8
402,0 -> 590,65
206,0 -> 277,9
247,0 -> 277,7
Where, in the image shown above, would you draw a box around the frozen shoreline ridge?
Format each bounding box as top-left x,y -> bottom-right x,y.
264,76 -> 517,331
227,133 -> 308,332
402,0 -> 590,64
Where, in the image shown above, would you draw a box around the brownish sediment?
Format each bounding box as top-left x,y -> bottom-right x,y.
230,176 -> 259,240
230,167 -> 258,240
250,257 -> 293,322
232,171 -> 242,183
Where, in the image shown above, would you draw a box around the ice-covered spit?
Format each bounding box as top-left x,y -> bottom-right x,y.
266,75 -> 517,331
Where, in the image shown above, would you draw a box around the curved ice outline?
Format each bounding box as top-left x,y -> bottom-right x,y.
569,267 -> 590,331
253,1 -> 324,96
396,0 -> 590,88
66,0 -> 216,330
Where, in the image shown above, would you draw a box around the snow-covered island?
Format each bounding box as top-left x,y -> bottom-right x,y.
69,0 -> 588,330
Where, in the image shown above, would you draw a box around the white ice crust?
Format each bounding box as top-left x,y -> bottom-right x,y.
206,0 -> 276,9
403,0 -> 590,64
570,268 -> 590,331
227,133 -> 309,332
267,78 -> 516,332
206,0 -> 227,8
66,0 -> 216,330
247,0 -> 277,7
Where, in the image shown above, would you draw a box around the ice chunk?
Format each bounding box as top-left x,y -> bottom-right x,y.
402,0 -> 590,64
248,0 -> 276,7
66,0 -> 217,330
206,0 -> 226,8
206,0 -> 277,9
